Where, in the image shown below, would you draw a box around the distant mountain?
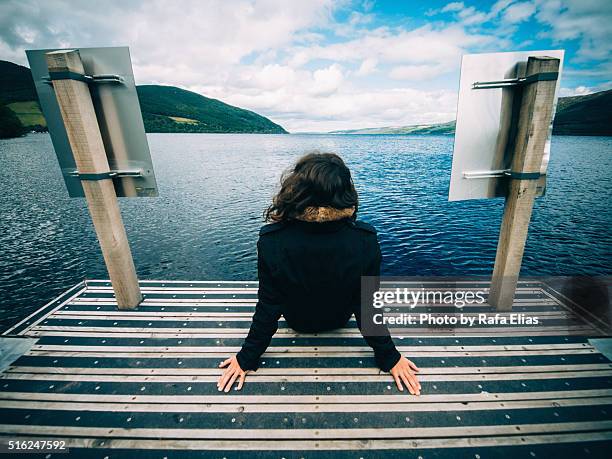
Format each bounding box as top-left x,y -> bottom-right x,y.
552,89 -> 612,136
0,60 -> 287,138
0,60 -> 38,103
330,121 -> 456,135
136,85 -> 286,134
328,89 -> 611,136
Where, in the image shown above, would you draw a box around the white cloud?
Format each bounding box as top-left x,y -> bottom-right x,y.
310,64 -> 344,96
535,0 -> 612,62
289,24 -> 496,70
457,6 -> 490,25
490,0 -> 514,15
558,85 -> 594,97
571,85 -> 593,96
502,2 -> 536,23
0,0 -> 335,74
240,64 -> 298,91
355,58 -> 378,76
441,2 -> 465,13
348,11 -> 374,27
389,64 -> 446,80
436,2 -> 497,25
0,0 -> 608,133
558,80 -> 611,97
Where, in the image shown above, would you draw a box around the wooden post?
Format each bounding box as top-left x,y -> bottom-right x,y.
489,56 -> 560,311
46,49 -> 142,310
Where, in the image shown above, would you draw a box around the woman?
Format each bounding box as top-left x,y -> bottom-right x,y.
217,153 -> 421,395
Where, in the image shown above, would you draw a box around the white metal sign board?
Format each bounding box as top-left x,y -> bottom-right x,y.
26,47 -> 158,197
448,50 -> 564,201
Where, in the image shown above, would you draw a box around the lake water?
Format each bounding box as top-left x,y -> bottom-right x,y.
0,133 -> 610,330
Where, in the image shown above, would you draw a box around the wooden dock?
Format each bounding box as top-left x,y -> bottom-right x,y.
1,279 -> 612,458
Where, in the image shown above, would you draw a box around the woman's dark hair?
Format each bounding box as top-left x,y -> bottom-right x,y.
265,152 -> 358,222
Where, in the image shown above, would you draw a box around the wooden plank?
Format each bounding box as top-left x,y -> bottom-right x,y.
30,334 -> 593,345
85,278 -> 544,285
2,370 -> 612,384
25,348 -> 599,359
38,318 -> 587,330
489,57 -> 561,311
3,390 -> 611,404
6,363 -> 611,378
26,329 -> 598,338
0,431 -> 610,451
84,282 -> 542,289
1,396 -> 610,414
56,311 -> 259,318
0,420 -> 609,440
30,343 -> 596,353
69,298 -> 560,307
85,281 -> 542,287
29,325 -> 595,335
88,290 -> 547,298
80,288 -> 548,298
87,279 -> 260,284
77,298 -> 259,304
51,311 -> 573,320
78,288 -> 552,297
5,368 -> 611,381
89,288 -> 260,294
58,307 -> 566,316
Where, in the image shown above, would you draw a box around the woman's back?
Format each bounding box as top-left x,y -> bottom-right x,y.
257,215 -> 380,332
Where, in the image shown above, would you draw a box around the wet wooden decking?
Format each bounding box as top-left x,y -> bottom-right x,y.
1,279 -> 611,458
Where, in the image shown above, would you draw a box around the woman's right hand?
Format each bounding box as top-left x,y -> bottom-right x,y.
218,355 -> 247,392
390,356 -> 421,395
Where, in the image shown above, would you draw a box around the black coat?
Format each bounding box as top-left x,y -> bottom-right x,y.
236,218 -> 401,372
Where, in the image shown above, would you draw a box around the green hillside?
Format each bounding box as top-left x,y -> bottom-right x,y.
0,60 -> 46,134
552,89 -> 612,136
0,60 -> 38,104
0,60 -> 286,137
7,101 -> 46,127
136,85 -> 286,133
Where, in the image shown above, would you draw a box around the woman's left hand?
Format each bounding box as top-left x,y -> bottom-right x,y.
218,355 -> 247,392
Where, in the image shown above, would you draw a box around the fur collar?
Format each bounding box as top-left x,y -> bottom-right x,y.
295,206 -> 355,223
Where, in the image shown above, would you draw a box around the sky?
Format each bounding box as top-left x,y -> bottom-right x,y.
1,0 -> 610,132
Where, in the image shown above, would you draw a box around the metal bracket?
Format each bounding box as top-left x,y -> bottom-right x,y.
506,171 -> 542,180
67,169 -> 143,181
44,71 -> 125,85
472,72 -> 558,90
463,169 -> 509,179
463,169 -> 541,180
